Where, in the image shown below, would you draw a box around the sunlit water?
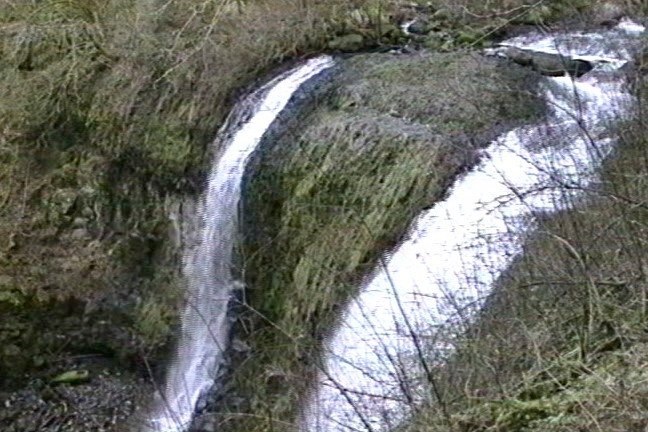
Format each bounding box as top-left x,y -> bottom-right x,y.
303,20 -> 645,432
143,56 -> 334,432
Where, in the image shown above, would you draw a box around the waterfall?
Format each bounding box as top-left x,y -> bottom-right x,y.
303,20 -> 645,432
143,56 -> 334,432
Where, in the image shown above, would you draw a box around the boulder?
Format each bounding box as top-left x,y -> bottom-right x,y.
502,47 -> 534,66
408,18 -> 434,35
503,47 -> 594,77
594,2 -> 625,26
531,53 -> 593,77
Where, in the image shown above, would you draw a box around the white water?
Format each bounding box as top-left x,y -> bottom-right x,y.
143,56 -> 333,432
303,21 -> 645,432
400,19 -> 416,36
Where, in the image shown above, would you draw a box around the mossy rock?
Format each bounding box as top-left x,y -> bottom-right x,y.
327,34 -> 365,52
502,47 -> 594,77
455,27 -> 485,47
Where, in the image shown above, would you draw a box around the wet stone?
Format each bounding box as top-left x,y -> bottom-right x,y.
408,19 -> 431,35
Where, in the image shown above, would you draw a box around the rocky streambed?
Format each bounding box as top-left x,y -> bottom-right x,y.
1,370 -> 145,432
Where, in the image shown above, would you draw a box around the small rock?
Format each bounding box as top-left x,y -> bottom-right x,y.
51,369 -> 91,385
71,228 -> 89,240
72,217 -> 88,228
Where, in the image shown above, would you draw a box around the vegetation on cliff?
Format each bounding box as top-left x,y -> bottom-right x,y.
0,1 -> 408,428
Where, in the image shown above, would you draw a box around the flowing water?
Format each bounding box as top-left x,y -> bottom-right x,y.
143,56 -> 334,432
303,20 -> 646,432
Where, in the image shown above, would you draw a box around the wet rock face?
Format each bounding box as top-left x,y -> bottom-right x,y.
502,46 -> 594,77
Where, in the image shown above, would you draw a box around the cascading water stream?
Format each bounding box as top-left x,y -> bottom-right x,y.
303,20 -> 645,432
143,56 -> 333,432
